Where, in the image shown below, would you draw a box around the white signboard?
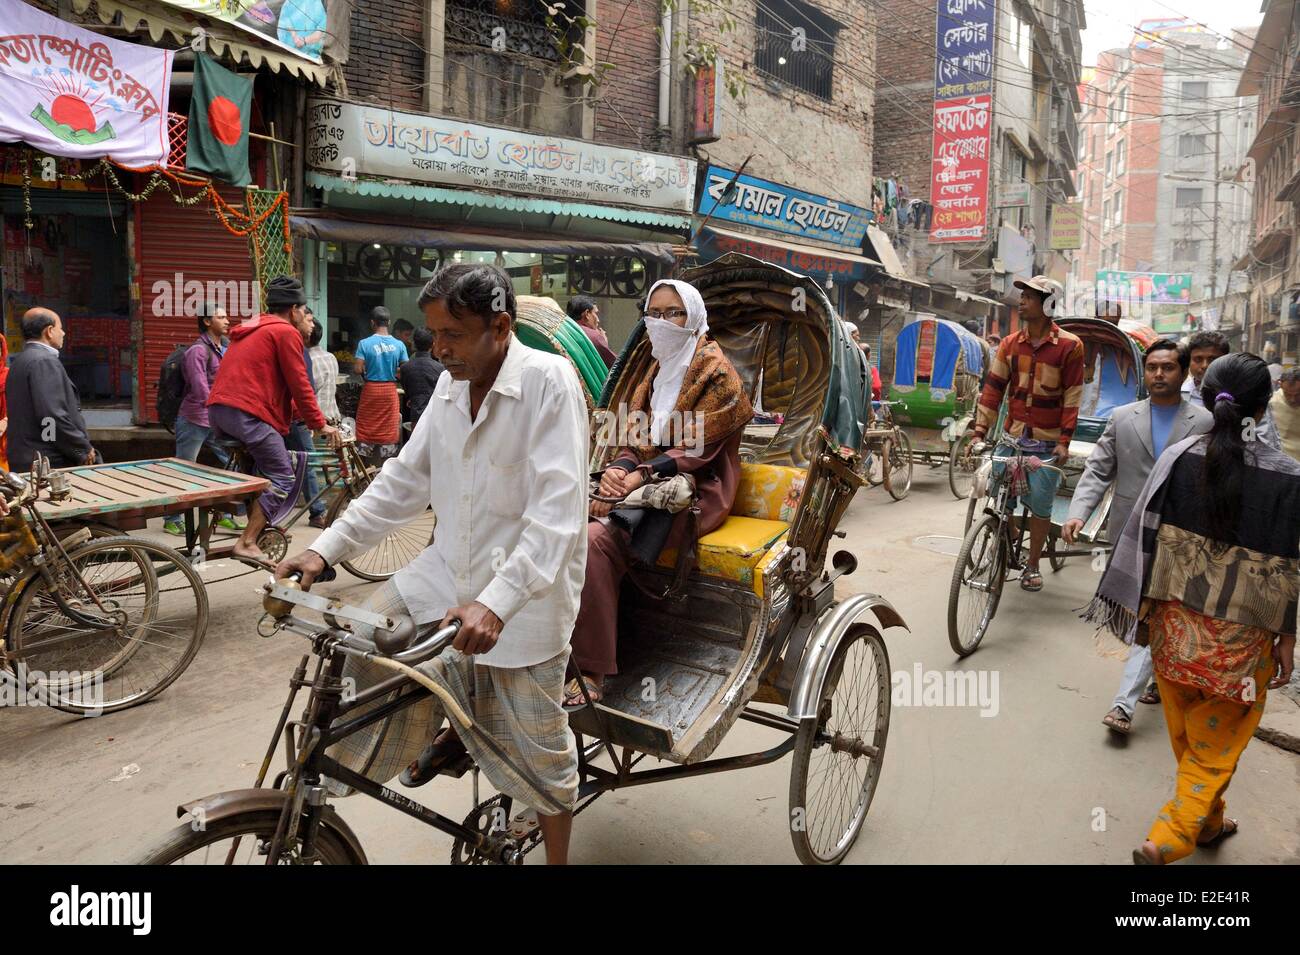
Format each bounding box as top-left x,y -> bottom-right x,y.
0,0 -> 173,168
306,97 -> 697,213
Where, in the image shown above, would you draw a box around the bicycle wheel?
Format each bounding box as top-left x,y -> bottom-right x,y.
883,430 -> 913,501
789,625 -> 891,865
948,434 -> 978,500
8,537 -> 208,715
135,810 -> 364,865
329,470 -> 436,582
947,514 -> 1006,658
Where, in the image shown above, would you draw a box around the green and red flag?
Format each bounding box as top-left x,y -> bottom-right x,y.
187,53 -> 253,186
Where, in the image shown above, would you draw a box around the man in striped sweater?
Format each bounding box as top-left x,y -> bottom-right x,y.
969,276 -> 1085,592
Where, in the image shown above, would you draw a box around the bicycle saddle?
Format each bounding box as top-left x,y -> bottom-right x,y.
373,613 -> 418,656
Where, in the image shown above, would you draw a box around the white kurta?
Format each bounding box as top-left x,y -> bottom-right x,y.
310,337 -> 589,669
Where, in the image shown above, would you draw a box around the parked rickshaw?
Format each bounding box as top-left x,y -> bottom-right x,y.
514,295 -> 609,408
888,316 -> 991,499
136,253 -> 905,866
947,316 -> 1156,655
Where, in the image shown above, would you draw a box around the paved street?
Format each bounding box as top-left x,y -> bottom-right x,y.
3,467 -> 1297,865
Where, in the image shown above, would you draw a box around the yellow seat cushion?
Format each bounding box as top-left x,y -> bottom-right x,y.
657,516 -> 789,594
732,463 -> 807,523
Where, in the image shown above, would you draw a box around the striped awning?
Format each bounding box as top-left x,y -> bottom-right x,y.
73,0 -> 330,86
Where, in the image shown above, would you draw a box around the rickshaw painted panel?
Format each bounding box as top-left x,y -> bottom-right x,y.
732,462 -> 806,521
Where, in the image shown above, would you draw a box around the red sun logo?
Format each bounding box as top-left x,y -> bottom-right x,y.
207,96 -> 243,147
50,94 -> 96,132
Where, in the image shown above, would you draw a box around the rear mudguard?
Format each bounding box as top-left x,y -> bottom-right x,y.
787,593 -> 907,720
177,788 -> 369,864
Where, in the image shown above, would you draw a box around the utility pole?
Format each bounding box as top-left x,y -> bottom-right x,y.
1210,109 -> 1220,305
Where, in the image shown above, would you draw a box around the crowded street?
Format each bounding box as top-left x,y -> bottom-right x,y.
4,467 -> 1296,865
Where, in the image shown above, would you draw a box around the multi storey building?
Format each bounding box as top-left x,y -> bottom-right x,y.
1076,23 -> 1254,335
1236,0 -> 1300,361
872,0 -> 1084,343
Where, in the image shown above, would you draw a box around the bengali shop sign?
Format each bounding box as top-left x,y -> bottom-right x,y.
935,0 -> 995,98
929,94 -> 992,242
1049,201 -> 1083,249
306,97 -> 697,213
0,0 -> 173,167
696,165 -> 872,250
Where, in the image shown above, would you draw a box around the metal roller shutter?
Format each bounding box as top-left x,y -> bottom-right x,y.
135,187 -> 256,423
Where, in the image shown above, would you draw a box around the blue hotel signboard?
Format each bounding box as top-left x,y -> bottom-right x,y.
695,165 -> 872,251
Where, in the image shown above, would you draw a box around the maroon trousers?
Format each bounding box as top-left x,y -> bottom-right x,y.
570,520 -> 632,678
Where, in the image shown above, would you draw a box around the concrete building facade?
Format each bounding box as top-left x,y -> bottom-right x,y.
1076,27 -> 1254,334
872,0 -> 1085,335
1236,0 -> 1300,363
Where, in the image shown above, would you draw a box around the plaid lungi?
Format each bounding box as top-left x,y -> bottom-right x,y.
325,581 -> 578,815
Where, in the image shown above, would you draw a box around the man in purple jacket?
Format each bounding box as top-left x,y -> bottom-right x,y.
163,304 -> 242,535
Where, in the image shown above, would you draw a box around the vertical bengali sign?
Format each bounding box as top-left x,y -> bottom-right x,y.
1048,202 -> 1083,249
930,0 -> 995,244
929,95 -> 992,242
935,0 -> 995,98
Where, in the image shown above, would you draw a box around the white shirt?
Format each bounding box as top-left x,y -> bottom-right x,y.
1181,376 -> 1204,408
309,346 -> 340,423
311,338 -> 590,669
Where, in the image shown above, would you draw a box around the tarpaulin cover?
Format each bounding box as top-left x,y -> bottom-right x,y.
894,317 -> 984,390
289,214 -> 677,264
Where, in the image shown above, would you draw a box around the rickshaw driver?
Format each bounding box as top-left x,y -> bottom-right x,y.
274,263 -> 590,865
967,275 -> 1086,593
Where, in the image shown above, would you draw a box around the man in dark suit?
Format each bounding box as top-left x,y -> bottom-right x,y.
6,308 -> 96,473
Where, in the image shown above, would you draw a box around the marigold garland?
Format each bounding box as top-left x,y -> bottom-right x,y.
17,150 -> 292,254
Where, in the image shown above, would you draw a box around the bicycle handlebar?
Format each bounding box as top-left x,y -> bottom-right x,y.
989,454 -> 1067,479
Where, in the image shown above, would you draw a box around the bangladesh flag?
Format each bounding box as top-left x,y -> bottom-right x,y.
187,53 -> 252,186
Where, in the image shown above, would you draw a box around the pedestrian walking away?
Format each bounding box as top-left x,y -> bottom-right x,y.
353,306 -> 408,462
5,307 -> 97,473
1062,339 -> 1211,735
1082,352 -> 1297,865
206,276 -> 339,562
968,275 -> 1084,593
274,262 -> 589,864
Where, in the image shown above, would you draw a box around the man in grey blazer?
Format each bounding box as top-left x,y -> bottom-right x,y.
6,308 -> 97,473
1062,339 -> 1211,735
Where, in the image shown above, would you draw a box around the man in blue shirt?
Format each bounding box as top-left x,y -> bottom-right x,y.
353,307 -> 409,462
1063,339 -> 1212,736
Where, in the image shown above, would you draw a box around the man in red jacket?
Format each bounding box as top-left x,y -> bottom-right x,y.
208,276 -> 339,561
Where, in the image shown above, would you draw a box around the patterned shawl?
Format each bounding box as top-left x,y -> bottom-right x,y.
1082,434 -> 1300,652
622,338 -> 753,461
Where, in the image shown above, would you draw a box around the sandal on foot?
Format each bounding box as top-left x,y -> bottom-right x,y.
1132,843 -> 1163,865
1197,818 -> 1238,846
563,675 -> 603,708
1138,685 -> 1161,705
399,730 -> 466,787
1020,568 -> 1044,592
1102,707 -> 1132,735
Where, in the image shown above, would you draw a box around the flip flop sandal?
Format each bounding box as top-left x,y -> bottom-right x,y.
1020,569 -> 1044,592
1102,708 -> 1132,735
562,676 -> 603,709
1197,818 -> 1239,846
1138,686 -> 1161,705
399,732 -> 467,788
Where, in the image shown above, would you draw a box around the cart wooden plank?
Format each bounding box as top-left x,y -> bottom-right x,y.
34,458 -> 268,523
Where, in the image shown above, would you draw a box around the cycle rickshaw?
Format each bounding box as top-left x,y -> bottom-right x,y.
946,315 -> 1156,656
887,315 -> 991,500
136,253 -> 905,866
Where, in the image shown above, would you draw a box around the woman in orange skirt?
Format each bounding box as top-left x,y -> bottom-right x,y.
1084,352 -> 1297,864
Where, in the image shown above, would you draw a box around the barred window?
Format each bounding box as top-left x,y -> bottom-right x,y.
446,0 -> 584,62
754,0 -> 841,102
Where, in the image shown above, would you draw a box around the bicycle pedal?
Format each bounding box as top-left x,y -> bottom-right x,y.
437,753 -> 475,779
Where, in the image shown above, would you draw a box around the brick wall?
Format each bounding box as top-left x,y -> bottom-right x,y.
871,0 -> 935,204
343,0 -> 426,112
593,0 -> 663,148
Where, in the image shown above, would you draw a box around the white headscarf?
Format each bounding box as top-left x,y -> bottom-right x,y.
643,278 -> 709,445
